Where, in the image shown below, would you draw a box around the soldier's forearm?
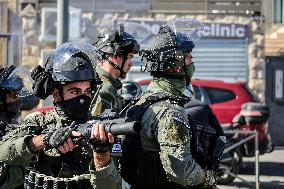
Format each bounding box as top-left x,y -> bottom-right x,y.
0,136 -> 35,165
93,151 -> 111,169
26,135 -> 45,153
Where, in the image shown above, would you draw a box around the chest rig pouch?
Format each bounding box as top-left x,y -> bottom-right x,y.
120,92 -> 196,189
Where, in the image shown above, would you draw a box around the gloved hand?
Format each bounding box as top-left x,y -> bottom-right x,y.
201,170 -> 217,189
43,127 -> 72,148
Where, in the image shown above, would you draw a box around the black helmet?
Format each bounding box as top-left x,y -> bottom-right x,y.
31,41 -> 100,99
120,80 -> 143,107
0,65 -> 24,92
0,65 -> 34,117
95,25 -> 140,56
121,80 -> 143,100
140,18 -> 203,78
140,25 -> 194,75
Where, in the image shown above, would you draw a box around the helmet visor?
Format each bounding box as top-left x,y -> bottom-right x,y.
46,41 -> 100,72
1,66 -> 33,97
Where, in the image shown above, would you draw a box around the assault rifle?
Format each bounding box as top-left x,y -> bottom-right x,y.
72,118 -> 140,138
69,110 -> 140,152
188,116 -> 226,171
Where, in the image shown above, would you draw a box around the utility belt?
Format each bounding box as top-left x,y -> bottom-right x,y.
24,169 -> 92,189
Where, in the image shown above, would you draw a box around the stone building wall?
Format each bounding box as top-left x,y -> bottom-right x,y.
18,7 -> 266,101
20,4 -> 41,70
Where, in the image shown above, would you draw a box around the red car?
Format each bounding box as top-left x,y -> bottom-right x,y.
136,79 -> 259,125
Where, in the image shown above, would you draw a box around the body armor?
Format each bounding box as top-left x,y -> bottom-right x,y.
120,92 -> 219,189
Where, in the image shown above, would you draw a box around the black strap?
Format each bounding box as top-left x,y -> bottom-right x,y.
122,91 -> 185,122
106,56 -> 127,77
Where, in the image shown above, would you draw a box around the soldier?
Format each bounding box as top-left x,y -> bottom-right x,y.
0,42 -> 115,189
0,65 -> 31,189
90,21 -> 217,189
0,65 -> 24,138
90,25 -> 140,116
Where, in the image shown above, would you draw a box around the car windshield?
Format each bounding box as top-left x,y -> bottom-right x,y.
245,85 -> 260,102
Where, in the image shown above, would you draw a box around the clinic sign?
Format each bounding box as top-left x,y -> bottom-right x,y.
115,20 -> 248,39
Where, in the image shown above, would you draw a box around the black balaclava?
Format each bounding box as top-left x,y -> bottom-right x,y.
0,90 -> 22,119
55,94 -> 92,121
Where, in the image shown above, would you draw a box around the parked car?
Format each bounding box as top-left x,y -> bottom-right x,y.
136,79 -> 259,125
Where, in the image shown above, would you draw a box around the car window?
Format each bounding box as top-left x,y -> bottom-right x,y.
193,86 -> 202,101
204,87 -> 235,104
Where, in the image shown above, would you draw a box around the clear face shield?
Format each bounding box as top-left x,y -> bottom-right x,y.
46,41 -> 100,73
0,66 -> 39,112
9,67 -> 40,111
137,18 -> 204,74
0,66 -> 33,98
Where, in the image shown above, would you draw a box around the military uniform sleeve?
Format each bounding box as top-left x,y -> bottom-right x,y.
90,84 -> 117,116
0,114 -> 43,165
155,105 -> 204,186
89,158 -> 122,189
0,162 -> 25,189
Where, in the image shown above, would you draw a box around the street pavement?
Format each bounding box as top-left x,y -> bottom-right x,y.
218,146 -> 284,189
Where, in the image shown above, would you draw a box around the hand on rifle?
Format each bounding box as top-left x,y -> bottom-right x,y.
91,122 -> 115,169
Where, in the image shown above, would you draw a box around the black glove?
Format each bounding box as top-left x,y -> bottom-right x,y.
31,65 -> 54,99
43,127 -> 72,148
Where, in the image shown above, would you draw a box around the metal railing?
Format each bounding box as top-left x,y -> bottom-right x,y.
223,130 -> 260,189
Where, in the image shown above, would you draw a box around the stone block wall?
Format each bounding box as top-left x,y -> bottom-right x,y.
20,4 -> 41,71
18,5 -> 266,101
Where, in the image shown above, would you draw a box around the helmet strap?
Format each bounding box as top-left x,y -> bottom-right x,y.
183,58 -> 190,86
119,54 -> 127,78
106,55 -> 127,78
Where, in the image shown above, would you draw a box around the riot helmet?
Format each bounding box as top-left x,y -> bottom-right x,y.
140,18 -> 203,79
0,65 -> 33,118
31,41 -> 100,100
121,80 -> 143,101
0,65 -> 24,92
94,25 -> 140,78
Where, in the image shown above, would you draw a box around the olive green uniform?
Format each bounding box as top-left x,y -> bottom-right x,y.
90,67 -> 123,116
0,108 -> 108,188
0,112 -> 25,189
90,78 -> 204,189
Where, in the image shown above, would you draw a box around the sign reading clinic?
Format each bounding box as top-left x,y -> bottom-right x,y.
115,20 -> 248,39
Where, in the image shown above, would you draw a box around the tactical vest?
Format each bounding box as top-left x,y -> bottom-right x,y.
120,92 -> 219,189
119,92 -> 186,189
23,114 -> 94,189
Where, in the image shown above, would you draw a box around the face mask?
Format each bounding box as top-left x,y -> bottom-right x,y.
6,99 -> 22,117
184,63 -> 195,82
175,79 -> 186,94
161,76 -> 186,95
56,95 -> 91,121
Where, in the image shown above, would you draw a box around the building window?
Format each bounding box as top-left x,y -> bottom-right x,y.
274,0 -> 283,23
